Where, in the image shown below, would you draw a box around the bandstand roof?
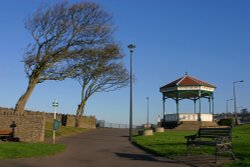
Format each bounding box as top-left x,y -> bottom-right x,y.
160,75 -> 216,99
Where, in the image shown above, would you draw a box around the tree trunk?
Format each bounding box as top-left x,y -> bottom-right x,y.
14,78 -> 38,114
75,99 -> 86,127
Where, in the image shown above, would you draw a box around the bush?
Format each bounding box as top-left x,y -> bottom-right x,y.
218,118 -> 234,126
162,121 -> 179,129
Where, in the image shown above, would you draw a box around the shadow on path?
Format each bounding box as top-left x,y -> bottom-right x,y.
115,152 -> 197,166
115,152 -> 158,161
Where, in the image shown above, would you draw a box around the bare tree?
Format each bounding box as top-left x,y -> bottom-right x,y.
73,44 -> 129,127
15,1 -> 115,113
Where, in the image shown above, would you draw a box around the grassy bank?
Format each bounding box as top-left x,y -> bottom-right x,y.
133,124 -> 250,166
45,122 -> 88,138
0,122 -> 88,159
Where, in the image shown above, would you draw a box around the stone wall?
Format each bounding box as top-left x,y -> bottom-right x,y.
0,107 -> 96,129
65,115 -> 96,129
0,107 -> 96,142
0,112 -> 45,142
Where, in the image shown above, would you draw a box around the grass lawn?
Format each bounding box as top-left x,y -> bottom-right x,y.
224,124 -> 250,167
0,122 -> 88,159
0,143 -> 65,159
133,124 -> 250,166
133,130 -> 195,156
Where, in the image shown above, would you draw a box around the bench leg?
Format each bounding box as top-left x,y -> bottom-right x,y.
186,144 -> 192,156
216,143 -> 237,162
215,146 -> 219,163
227,144 -> 236,160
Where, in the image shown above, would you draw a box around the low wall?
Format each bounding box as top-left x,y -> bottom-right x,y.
0,113 -> 45,142
64,115 -> 96,129
0,107 -> 96,129
0,107 -> 96,142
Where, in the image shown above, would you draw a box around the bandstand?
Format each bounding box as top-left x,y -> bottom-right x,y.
159,74 -> 216,128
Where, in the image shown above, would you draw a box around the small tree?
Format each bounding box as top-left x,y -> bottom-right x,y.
73,44 -> 129,127
15,1 -> 115,113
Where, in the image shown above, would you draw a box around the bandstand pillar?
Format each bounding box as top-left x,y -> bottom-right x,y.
176,99 -> 179,115
194,99 -> 197,113
175,98 -> 180,122
198,90 -> 201,121
208,97 -> 211,114
212,95 -> 215,121
162,96 -> 166,119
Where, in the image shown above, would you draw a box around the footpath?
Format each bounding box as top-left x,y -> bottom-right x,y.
0,128 -> 227,167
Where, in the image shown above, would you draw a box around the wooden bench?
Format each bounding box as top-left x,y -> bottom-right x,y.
0,129 -> 14,141
0,121 -> 19,142
185,126 -> 236,161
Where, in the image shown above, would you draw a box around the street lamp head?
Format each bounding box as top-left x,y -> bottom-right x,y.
233,80 -> 244,84
128,44 -> 136,52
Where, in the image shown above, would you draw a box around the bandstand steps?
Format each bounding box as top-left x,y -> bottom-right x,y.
174,121 -> 218,130
201,121 -> 218,127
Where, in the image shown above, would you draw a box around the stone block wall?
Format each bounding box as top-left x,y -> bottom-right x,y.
79,116 -> 96,129
65,115 -> 96,128
0,107 -> 96,142
65,115 -> 75,127
37,112 -> 96,129
45,113 -> 62,124
0,112 -> 45,142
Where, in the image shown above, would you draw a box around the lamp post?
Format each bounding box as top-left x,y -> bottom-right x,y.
226,98 -> 233,114
233,80 -> 244,125
146,97 -> 149,127
128,44 -> 136,142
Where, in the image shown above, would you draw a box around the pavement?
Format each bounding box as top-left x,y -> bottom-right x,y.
0,128 -> 230,167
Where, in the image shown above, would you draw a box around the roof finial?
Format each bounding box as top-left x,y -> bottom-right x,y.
185,72 -> 188,75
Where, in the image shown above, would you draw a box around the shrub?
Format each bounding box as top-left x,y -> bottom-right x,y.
218,118 -> 234,126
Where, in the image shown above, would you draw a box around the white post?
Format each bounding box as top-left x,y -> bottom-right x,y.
52,99 -> 59,144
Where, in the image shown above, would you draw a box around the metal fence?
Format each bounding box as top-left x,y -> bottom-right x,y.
96,120 -> 139,129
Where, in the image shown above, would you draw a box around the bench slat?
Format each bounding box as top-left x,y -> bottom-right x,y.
0,129 -> 12,135
200,132 -> 231,136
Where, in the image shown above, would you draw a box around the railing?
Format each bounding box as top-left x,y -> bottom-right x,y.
96,120 -> 139,129
164,113 -> 213,122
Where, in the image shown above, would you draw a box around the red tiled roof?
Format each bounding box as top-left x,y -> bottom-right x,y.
160,75 -> 216,90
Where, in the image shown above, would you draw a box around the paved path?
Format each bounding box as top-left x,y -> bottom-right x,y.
0,129 -> 195,167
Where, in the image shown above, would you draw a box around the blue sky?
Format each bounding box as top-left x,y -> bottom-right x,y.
0,0 -> 249,125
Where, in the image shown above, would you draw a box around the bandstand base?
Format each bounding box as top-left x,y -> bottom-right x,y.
162,113 -> 217,130
164,113 -> 213,122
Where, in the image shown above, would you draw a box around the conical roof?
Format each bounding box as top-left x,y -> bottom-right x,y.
160,75 -> 216,92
